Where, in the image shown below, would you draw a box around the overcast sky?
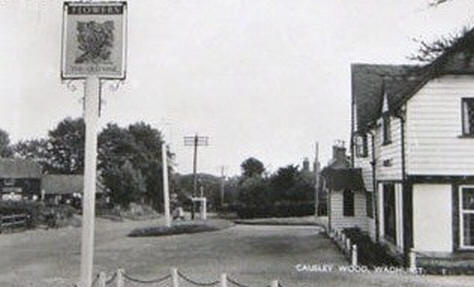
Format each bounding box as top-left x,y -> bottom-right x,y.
1,0 -> 474,176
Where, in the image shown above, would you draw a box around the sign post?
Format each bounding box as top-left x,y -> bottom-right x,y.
61,2 -> 127,286
162,143 -> 171,227
80,76 -> 100,287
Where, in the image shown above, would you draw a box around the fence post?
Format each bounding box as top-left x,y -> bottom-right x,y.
171,267 -> 179,287
271,280 -> 279,287
116,268 -> 124,287
220,273 -> 228,287
98,272 -> 106,287
351,244 -> 358,266
409,248 -> 416,270
345,238 -> 351,256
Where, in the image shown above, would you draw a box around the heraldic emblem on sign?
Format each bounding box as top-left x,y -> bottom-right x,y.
75,21 -> 115,64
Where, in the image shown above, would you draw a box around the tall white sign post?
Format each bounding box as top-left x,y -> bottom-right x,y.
61,2 -> 127,287
162,143 -> 171,227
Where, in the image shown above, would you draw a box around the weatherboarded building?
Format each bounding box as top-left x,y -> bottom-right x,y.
0,158 -> 42,200
346,29 -> 474,266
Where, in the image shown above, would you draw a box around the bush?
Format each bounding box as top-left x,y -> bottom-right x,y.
0,201 -> 76,229
343,228 -> 401,268
128,219 -> 233,237
235,201 -> 314,219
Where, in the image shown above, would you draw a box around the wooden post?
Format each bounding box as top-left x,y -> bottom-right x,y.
201,198 -> 207,220
314,142 -> 319,219
346,238 -> 351,256
171,267 -> 179,287
79,76 -> 100,287
271,280 -> 279,287
351,244 -> 358,266
162,142 -> 171,227
220,273 -> 228,287
116,268 -> 124,287
98,272 -> 106,287
409,248 -> 416,270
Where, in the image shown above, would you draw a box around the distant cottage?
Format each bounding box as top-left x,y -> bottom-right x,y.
0,158 -> 41,201
41,174 -> 106,205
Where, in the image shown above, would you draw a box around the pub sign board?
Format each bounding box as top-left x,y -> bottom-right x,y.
61,1 -> 127,79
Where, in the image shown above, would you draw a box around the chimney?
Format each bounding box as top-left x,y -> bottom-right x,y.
333,140 -> 346,163
302,158 -> 310,172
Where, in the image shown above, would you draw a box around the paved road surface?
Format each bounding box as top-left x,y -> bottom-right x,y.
0,218 -> 472,286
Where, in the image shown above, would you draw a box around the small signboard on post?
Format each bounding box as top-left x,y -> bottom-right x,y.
61,1 -> 127,79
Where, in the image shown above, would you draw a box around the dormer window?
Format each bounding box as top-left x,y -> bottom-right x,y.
462,98 -> 474,136
382,114 -> 392,145
355,134 -> 368,158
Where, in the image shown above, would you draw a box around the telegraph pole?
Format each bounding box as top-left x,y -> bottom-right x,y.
184,134 -> 209,219
314,142 -> 320,219
219,166 -> 226,208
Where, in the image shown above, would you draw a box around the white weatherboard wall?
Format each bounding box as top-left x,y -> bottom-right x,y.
413,184 -> 453,252
375,118 -> 403,181
406,75 -> 474,175
329,190 -> 367,232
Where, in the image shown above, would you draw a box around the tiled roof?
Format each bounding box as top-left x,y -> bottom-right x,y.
41,174 -> 105,195
351,64 -> 422,131
321,168 -> 365,191
352,28 -> 474,131
0,158 -> 42,179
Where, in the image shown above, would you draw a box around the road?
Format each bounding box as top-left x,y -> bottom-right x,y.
0,218 -> 472,286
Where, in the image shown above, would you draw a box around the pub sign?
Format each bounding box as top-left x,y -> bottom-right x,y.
61,1 -> 127,79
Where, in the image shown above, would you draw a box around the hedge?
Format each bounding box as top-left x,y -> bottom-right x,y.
235,201 -> 314,219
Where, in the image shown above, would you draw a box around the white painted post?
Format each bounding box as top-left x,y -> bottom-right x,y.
171,267 -> 179,287
341,233 -> 346,249
116,268 -> 124,287
220,273 -> 228,287
79,76 -> 100,287
409,248 -> 416,270
201,198 -> 207,220
346,238 -> 351,256
271,280 -> 279,287
98,272 -> 106,287
351,244 -> 358,266
162,143 -> 171,227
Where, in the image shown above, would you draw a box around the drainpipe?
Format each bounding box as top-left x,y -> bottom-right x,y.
367,130 -> 378,242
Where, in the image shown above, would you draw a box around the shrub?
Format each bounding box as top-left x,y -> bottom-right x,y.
235,201 -> 314,219
343,228 -> 401,268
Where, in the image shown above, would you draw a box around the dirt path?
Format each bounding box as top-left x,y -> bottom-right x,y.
0,220 -> 472,286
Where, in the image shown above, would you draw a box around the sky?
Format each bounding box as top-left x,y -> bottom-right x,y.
1,0 -> 474,176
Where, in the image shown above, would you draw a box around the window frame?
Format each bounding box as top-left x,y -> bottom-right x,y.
355,134 -> 368,158
382,113 -> 392,145
343,189 -> 355,217
461,98 -> 474,136
459,185 -> 474,250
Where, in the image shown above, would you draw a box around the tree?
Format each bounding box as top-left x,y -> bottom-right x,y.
98,122 -> 171,211
47,118 -> 85,174
102,160 -> 146,209
0,128 -> 13,158
14,138 -> 50,169
409,26 -> 473,63
240,157 -> 265,178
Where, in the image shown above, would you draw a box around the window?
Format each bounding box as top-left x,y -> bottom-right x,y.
355,134 -> 368,158
4,178 -> 15,186
383,184 -> 396,244
460,186 -> 474,248
462,98 -> 474,136
382,114 -> 391,145
343,189 -> 355,217
366,192 -> 373,218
